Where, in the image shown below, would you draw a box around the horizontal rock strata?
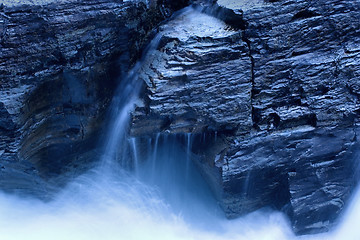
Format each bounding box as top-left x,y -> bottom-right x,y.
0,0 -> 188,193
130,0 -> 360,234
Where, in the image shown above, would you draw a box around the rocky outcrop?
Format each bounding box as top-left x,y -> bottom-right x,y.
130,0 -> 360,234
1,0 -> 359,235
0,0 -> 188,193
131,8 -> 252,136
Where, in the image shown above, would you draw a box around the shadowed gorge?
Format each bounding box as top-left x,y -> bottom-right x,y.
1,0 -> 360,239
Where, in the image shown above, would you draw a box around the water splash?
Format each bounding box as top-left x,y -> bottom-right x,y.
0,170 -> 295,240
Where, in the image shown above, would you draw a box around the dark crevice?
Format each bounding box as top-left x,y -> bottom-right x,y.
308,113 -> 318,127
198,3 -> 247,30
251,107 -> 261,130
291,9 -> 320,21
268,112 -> 281,128
160,116 -> 172,131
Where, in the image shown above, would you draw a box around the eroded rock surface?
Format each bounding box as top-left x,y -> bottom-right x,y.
1,0 -> 360,235
131,8 -> 252,136
0,0 -> 188,194
130,0 -> 360,234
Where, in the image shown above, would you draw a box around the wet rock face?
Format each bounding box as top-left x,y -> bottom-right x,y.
0,0 -> 188,187
1,0 -> 359,235
225,0 -> 360,234
130,0 -> 360,234
131,8 -> 252,136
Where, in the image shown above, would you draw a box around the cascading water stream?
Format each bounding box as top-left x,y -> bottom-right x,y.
99,32 -> 162,172
130,137 -> 139,175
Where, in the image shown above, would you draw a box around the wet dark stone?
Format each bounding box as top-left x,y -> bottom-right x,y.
130,0 -> 360,234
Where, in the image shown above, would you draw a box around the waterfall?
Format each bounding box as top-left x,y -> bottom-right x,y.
1,6 -> 360,240
130,137 -> 139,175
99,33 -> 162,172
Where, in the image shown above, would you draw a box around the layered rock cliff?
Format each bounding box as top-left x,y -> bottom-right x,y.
130,0 -> 360,234
0,0 -> 188,194
1,0 -> 360,235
